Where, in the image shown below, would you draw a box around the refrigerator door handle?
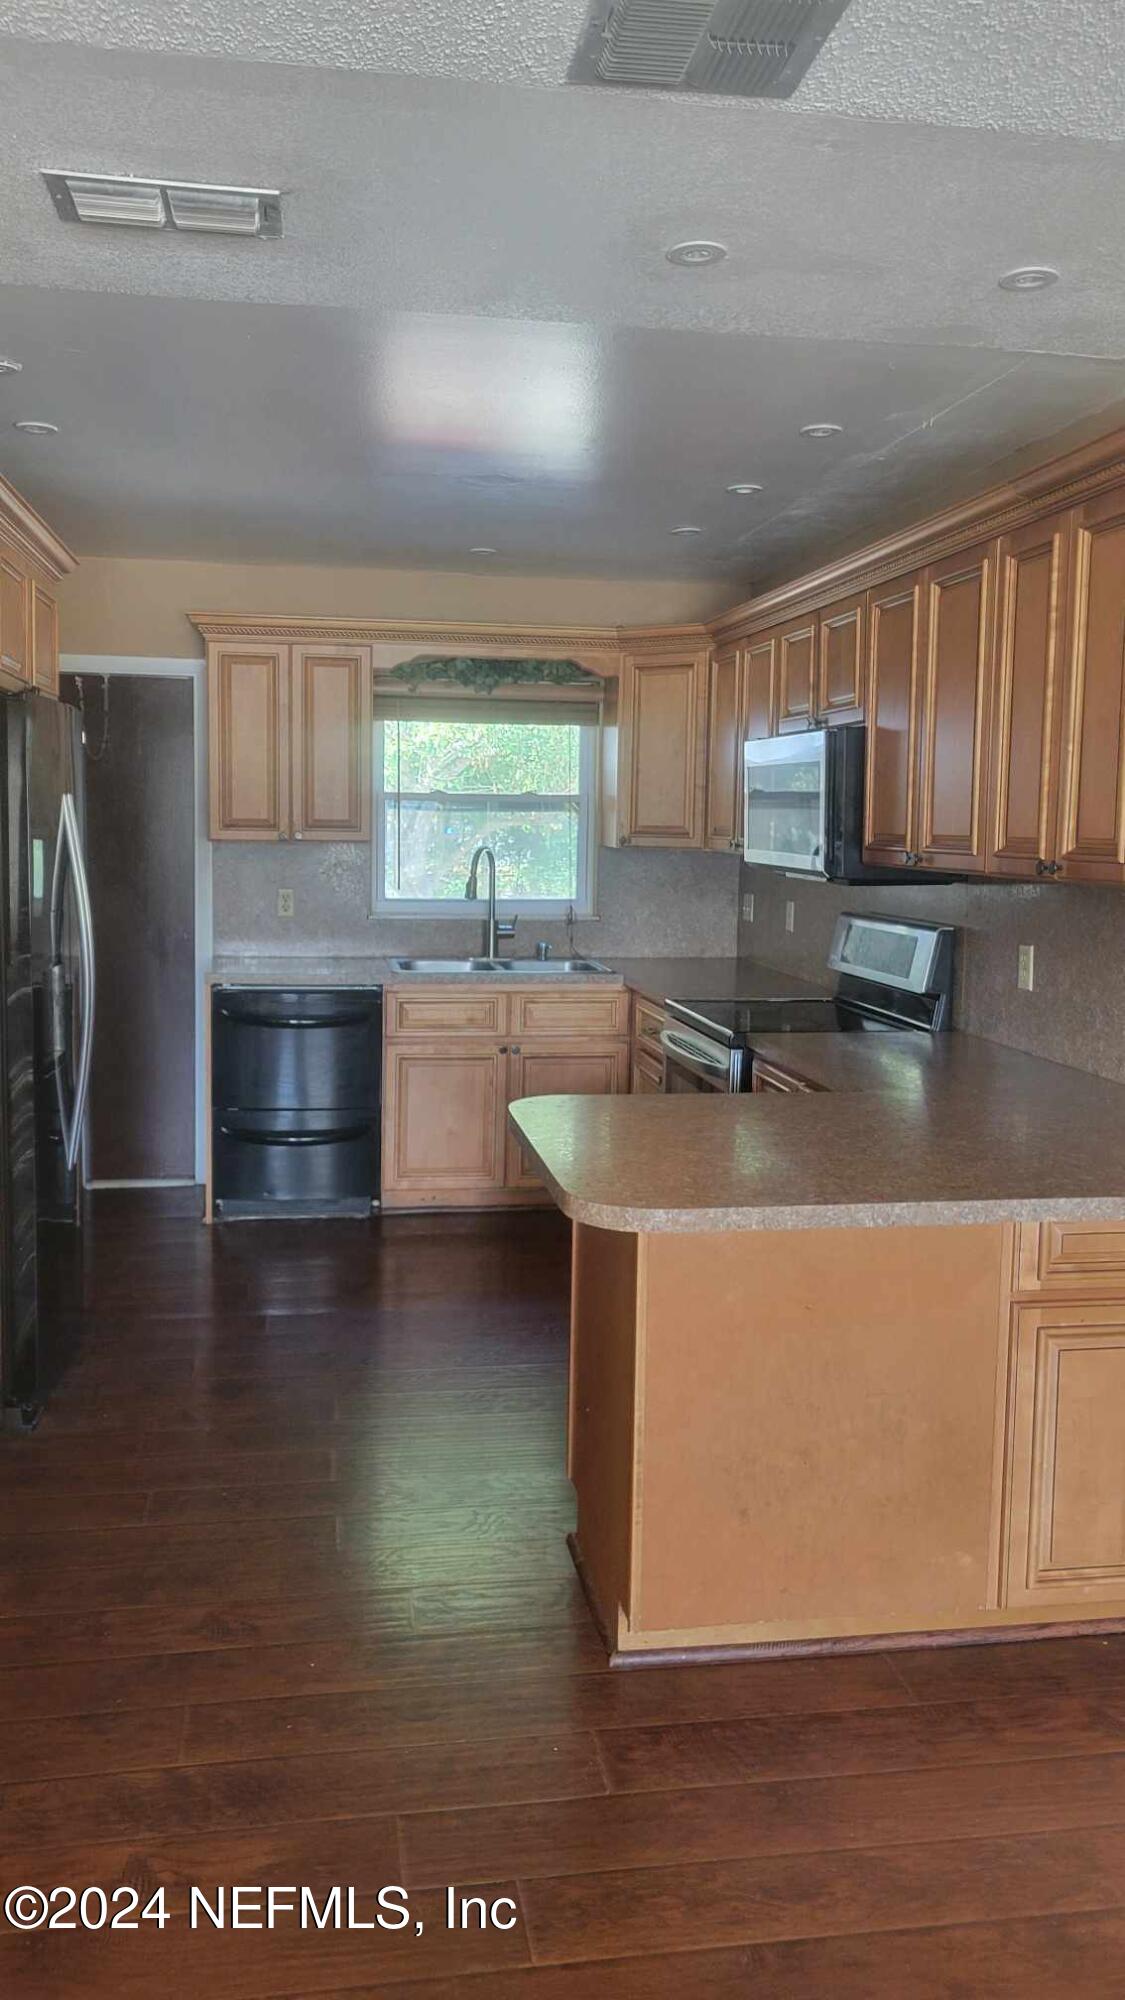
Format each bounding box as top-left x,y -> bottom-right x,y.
49,792 -> 96,1174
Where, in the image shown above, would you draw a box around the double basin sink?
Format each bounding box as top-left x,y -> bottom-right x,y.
391,956 -> 612,975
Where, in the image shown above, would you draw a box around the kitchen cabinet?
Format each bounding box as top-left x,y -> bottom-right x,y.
986,511 -> 1071,879
382,984 -> 630,1208
743,630 -> 777,742
816,590 -> 866,725
1055,484 -> 1125,883
776,614 -> 817,733
208,639 -> 372,841
615,645 -> 709,847
914,541 -> 995,873
506,1041 -> 629,1190
703,644 -> 744,851
0,551 -> 30,690
863,572 -> 924,866
630,993 -> 668,1093
1000,1300 -> 1125,1609
1015,1220 -> 1125,1296
631,1049 -> 664,1094
30,582 -> 59,696
751,1058 -> 816,1094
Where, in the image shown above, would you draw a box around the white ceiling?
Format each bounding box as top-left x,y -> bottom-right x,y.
2,0 -> 1123,142
0,16 -> 1123,585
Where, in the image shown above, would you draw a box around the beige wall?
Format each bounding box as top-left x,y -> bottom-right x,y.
57,555 -> 733,659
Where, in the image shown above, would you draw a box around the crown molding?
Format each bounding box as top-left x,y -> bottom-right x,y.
0,473 -> 77,582
618,623 -> 711,655
189,611 -> 623,657
710,424 -> 1125,641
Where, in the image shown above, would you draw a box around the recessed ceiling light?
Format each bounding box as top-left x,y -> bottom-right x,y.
665,241 -> 727,268
670,524 -> 704,536
800,422 -> 843,439
42,171 -> 282,238
469,546 -> 498,556
726,482 -> 763,496
998,265 -> 1059,292
0,358 -> 23,376
13,420 -> 58,435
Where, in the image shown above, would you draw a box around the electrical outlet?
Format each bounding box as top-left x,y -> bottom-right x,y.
785,899 -> 795,934
1017,943 -> 1034,992
742,891 -> 755,923
277,888 -> 295,919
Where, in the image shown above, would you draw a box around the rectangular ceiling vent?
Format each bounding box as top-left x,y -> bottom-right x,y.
569,0 -> 853,97
42,171 -> 282,238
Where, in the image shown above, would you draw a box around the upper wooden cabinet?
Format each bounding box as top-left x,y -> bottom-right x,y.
864,573 -> 924,866
776,614 -> 816,733
208,639 -> 371,842
615,644 -> 708,847
0,552 -> 30,690
914,542 -> 995,873
30,582 -> 59,696
703,644 -> 744,852
816,591 -> 866,725
1056,485 -> 1125,884
986,511 -> 1071,879
743,630 -> 777,742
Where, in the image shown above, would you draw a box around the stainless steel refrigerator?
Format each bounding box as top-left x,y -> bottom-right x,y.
0,689 -> 94,1424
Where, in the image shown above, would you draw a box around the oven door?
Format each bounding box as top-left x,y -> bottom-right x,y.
660,1025 -> 737,1093
743,730 -> 829,874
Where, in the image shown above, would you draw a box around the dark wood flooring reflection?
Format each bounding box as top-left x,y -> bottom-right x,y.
4,1196 -> 1125,1995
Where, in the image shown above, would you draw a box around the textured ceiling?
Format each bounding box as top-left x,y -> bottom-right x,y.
0,0 -> 1123,142
1,28 -> 1124,581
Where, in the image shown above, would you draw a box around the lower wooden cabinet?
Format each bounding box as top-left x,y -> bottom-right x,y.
381,986 -> 630,1207
631,1048 -> 664,1094
1001,1300 -> 1125,1607
752,1058 -> 816,1094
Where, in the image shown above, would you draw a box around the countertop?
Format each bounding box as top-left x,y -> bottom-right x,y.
206,952 -> 822,996
508,1032 -> 1125,1233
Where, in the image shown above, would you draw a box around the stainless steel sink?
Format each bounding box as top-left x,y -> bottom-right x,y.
390,957 -> 500,973
390,956 -> 613,976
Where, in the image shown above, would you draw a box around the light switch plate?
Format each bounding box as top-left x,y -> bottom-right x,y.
1017,942 -> 1034,991
277,888 -> 295,919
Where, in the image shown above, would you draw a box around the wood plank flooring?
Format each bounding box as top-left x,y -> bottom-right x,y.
5,1195 -> 1125,1994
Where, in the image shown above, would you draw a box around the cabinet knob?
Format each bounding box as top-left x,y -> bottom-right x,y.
294,830 -> 303,840
511,1045 -> 521,1055
498,1045 -> 507,1054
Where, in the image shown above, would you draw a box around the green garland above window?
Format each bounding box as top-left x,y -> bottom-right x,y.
386,656 -> 601,695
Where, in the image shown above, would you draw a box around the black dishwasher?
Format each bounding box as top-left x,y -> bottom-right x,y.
212,987 -> 381,1216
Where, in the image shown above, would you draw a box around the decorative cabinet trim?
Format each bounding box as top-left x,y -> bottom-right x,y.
191,611 -> 623,660
0,471 -> 76,584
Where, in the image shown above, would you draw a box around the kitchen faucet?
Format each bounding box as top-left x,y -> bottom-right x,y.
465,845 -> 517,959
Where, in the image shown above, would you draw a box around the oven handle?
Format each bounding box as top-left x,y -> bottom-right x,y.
659,1027 -> 731,1078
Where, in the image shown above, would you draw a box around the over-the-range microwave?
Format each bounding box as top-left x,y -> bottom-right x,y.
744,722 -> 911,884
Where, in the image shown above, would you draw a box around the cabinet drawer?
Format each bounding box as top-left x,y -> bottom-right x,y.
752,1058 -> 817,1094
632,995 -> 667,1054
386,988 -> 509,1038
1015,1221 -> 1125,1295
631,1046 -> 664,1095
510,988 -> 628,1037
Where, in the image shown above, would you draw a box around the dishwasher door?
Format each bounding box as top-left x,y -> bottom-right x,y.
212,988 -> 381,1112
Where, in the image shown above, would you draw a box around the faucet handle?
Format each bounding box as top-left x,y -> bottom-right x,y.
496,916 -> 518,942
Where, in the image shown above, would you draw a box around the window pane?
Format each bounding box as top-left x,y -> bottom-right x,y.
384,801 -> 579,901
387,719 -> 580,797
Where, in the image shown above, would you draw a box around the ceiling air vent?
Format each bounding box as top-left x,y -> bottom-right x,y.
569,0 -> 853,96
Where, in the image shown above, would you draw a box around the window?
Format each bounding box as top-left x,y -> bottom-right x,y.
373,705 -> 597,916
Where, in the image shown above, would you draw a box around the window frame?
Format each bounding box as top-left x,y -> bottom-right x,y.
370,714 -> 598,919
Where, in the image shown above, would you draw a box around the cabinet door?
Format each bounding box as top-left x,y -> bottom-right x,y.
776,615 -> 816,733
505,1040 -> 628,1190
382,1042 -> 507,1198
816,591 -> 865,725
752,1058 -> 814,1094
1002,1302 -> 1125,1607
864,575 -> 923,865
30,582 -> 59,696
208,644 -> 290,840
291,645 -> 372,840
703,645 -> 744,851
914,542 -> 995,872
986,512 -> 1070,879
1056,486 -> 1125,883
631,1049 -> 664,1095
0,553 -> 30,690
619,651 -> 707,846
1015,1221 -> 1125,1297
743,630 -> 777,742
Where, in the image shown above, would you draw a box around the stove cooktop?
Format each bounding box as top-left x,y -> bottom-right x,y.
665,996 -> 896,1046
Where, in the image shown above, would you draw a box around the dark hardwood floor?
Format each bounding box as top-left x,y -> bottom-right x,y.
4,1195 -> 1125,1994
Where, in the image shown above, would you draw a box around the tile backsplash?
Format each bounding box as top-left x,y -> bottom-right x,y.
739,867 -> 1125,1083
213,842 -> 742,961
